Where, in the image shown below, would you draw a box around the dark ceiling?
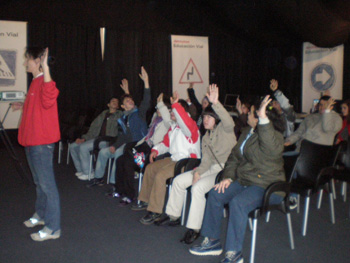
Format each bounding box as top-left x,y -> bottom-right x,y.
0,0 -> 349,47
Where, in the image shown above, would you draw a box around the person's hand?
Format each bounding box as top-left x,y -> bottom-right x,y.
325,97 -> 336,111
284,141 -> 292,147
188,83 -> 194,89
11,102 -> 24,111
139,66 -> 149,88
236,97 -> 243,114
206,84 -> 219,105
257,95 -> 272,119
40,47 -> 49,69
109,146 -> 116,154
157,93 -> 163,103
270,79 -> 278,92
75,138 -> 85,144
170,91 -> 179,104
120,79 -> 129,94
149,151 -> 157,163
214,178 -> 232,194
192,171 -> 201,185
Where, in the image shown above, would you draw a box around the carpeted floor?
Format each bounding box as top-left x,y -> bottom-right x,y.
0,143 -> 349,263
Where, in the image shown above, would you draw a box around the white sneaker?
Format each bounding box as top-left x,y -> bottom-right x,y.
78,172 -> 94,181
23,217 -> 45,228
75,172 -> 83,177
30,226 -> 61,241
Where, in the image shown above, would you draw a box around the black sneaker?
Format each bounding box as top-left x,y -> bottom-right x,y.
139,212 -> 162,225
180,229 -> 200,244
86,178 -> 104,188
131,201 -> 148,211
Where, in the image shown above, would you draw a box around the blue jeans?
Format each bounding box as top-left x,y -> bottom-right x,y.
70,139 -> 109,175
94,144 -> 125,184
201,181 -> 283,252
25,144 -> 60,232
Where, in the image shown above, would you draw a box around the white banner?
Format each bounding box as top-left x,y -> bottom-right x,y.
0,20 -> 27,129
171,35 -> 209,104
302,42 -> 344,113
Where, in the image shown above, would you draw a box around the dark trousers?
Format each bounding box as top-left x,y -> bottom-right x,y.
115,141 -> 151,199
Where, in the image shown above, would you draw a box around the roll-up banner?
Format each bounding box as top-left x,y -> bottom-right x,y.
171,35 -> 209,104
302,42 -> 344,113
0,20 -> 27,129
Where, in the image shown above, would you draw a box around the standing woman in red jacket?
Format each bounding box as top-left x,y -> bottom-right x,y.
15,47 -> 61,241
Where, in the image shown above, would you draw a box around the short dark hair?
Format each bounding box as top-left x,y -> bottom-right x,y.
266,108 -> 286,134
108,97 -> 119,103
120,94 -> 133,105
178,99 -> 190,114
25,47 -> 55,65
320,95 -> 331,101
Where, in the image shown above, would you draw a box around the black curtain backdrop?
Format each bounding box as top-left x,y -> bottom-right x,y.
28,22 -> 103,117
26,21 -> 349,120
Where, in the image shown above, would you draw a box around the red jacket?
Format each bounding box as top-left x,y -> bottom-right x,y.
18,75 -> 60,146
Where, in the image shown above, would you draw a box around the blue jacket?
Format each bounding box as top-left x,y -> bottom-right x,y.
117,88 -> 150,143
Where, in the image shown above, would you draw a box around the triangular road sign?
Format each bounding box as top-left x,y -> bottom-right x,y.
0,54 -> 15,80
179,58 -> 203,84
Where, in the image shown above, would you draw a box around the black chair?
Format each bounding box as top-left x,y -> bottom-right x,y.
331,166 -> 350,217
248,181 -> 295,263
88,136 -> 115,181
166,158 -> 201,225
289,139 -> 342,236
215,171 -> 294,263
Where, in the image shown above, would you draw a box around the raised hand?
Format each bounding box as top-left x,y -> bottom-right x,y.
157,93 -> 163,103
270,79 -> 278,92
139,66 -> 149,88
257,95 -> 272,119
40,47 -> 49,68
206,84 -> 219,105
325,97 -> 336,111
170,91 -> 179,105
188,83 -> 194,89
120,79 -> 129,94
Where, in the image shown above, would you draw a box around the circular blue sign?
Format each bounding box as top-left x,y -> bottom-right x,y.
311,63 -> 335,92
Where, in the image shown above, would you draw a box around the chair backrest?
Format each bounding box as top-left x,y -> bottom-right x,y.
291,140 -> 340,184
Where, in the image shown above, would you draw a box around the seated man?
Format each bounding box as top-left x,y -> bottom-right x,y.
284,95 -> 342,151
70,97 -> 122,180
270,78 -> 296,138
189,96 -> 286,263
87,67 -> 150,187
134,92 -> 201,225
114,93 -> 172,205
156,84 -> 237,245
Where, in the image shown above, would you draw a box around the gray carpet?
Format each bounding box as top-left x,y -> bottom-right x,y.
0,144 -> 349,263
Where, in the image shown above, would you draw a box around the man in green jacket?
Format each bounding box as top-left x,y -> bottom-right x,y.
70,97 -> 123,180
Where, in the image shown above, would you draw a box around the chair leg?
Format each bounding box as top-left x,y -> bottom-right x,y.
249,218 -> 258,263
107,158 -> 112,184
296,194 -> 301,214
67,143 -> 70,165
88,154 -> 93,181
331,179 -> 336,200
181,190 -> 187,226
302,196 -> 310,236
317,189 -> 323,209
248,217 -> 253,231
329,192 -> 335,224
342,182 -> 347,202
265,211 -> 271,223
58,141 -> 62,164
137,172 -> 143,205
286,213 -> 295,250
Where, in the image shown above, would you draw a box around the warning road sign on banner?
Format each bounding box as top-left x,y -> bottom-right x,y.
0,51 -> 16,80
179,58 -> 203,84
